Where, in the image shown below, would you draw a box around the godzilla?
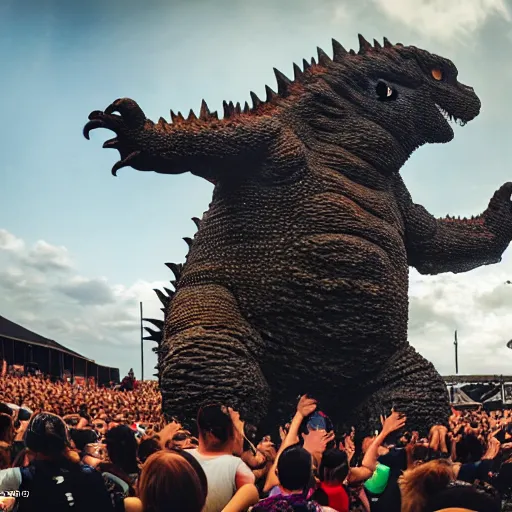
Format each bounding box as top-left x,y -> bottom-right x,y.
84,35 -> 512,435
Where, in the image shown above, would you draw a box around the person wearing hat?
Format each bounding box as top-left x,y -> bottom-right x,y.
0,412 -> 113,511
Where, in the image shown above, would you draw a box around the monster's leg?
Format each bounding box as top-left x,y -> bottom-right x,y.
348,345 -> 450,437
160,284 -> 270,428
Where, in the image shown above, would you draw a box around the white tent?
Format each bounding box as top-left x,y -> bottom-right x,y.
450,387 -> 482,409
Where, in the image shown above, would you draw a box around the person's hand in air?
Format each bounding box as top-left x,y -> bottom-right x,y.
296,395 -> 317,419
302,429 -> 335,457
382,411 -> 407,435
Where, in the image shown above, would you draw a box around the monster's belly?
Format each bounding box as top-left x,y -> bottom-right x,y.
179,184 -> 409,383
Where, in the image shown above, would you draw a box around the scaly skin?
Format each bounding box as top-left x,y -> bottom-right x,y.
84,35 -> 512,435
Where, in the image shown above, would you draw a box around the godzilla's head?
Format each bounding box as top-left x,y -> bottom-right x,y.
285,35 -> 481,171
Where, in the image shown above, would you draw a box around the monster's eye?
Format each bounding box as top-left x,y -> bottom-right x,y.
431,68 -> 443,81
376,80 -> 397,101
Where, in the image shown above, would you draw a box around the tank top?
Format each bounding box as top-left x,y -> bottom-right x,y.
319,482 -> 349,512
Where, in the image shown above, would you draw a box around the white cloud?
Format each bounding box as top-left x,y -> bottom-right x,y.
408,256 -> 512,376
0,229 -> 167,377
25,240 -> 72,271
0,229 -> 24,252
370,0 -> 509,40
56,276 -> 115,305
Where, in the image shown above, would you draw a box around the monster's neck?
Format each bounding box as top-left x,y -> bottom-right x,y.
281,106 -> 409,191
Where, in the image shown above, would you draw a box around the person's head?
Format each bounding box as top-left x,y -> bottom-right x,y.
399,458 -> 454,512
459,434 -> 484,464
137,450 -> 207,512
104,424 -> 139,474
196,404 -> 234,452
0,413 -> 14,444
407,443 -> 431,468
24,412 -> 71,459
276,444 -> 313,493
318,448 -> 349,484
0,404 -> 13,417
426,481 -> 501,512
138,437 -> 161,464
68,428 -> 98,453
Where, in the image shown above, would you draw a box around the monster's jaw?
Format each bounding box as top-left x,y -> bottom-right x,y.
435,103 -> 467,127
430,84 -> 481,142
430,96 -> 479,144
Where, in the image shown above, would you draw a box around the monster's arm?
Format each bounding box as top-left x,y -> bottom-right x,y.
83,98 -> 298,180
394,176 -> 512,275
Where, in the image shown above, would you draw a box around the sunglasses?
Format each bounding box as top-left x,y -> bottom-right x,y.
93,422 -> 105,429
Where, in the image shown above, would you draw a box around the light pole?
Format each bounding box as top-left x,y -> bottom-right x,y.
454,330 -> 459,375
140,302 -> 144,382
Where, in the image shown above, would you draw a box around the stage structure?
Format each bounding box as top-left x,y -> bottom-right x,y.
0,315 -> 119,385
445,375 -> 512,409
84,35 -> 512,434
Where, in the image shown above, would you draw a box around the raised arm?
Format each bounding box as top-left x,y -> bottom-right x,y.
393,176 -> 512,275
83,97 -> 302,182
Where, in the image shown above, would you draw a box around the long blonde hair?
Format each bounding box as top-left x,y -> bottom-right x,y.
399,459 -> 454,512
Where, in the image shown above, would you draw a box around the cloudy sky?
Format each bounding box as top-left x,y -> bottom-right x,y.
1,0 -> 512,379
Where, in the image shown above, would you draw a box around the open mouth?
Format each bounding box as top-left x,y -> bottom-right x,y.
435,104 -> 466,127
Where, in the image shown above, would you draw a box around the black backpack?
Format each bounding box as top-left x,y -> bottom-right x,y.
17,460 -> 92,512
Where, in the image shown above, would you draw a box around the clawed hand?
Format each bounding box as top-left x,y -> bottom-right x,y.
485,182 -> 512,237
83,98 -> 149,175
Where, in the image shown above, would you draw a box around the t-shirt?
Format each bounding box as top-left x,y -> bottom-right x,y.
251,494 -> 323,511
0,460 -> 113,512
319,482 -> 349,512
189,448 -> 254,512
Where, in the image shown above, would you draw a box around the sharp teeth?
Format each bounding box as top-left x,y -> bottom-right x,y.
435,103 -> 458,124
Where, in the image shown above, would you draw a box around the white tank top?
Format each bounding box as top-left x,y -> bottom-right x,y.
188,448 -> 252,512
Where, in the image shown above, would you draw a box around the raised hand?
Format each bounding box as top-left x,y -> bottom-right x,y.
382,411 -> 407,435
296,395 -> 317,418
158,420 -> 182,448
302,429 -> 335,457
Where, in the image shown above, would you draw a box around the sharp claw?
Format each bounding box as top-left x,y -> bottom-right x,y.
104,103 -> 118,116
105,98 -> 146,128
499,182 -> 512,200
491,182 -> 512,205
88,110 -> 104,120
83,119 -> 105,140
102,138 -> 119,149
111,151 -> 141,176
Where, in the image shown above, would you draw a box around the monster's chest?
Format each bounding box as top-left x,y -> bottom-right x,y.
188,176 -> 406,279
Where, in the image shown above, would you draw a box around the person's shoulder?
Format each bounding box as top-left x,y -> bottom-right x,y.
124,497 -> 143,512
249,495 -> 276,510
0,467 -> 22,491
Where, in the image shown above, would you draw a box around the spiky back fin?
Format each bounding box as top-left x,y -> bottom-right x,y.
158,36 -> 399,125
154,288 -> 170,308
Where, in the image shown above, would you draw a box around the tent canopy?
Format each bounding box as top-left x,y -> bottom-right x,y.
450,387 -> 482,409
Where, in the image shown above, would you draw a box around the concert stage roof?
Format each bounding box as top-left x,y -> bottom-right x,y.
444,375 -> 512,384
0,315 -> 93,362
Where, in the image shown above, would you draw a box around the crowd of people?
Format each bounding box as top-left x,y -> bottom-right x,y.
0,372 -> 510,511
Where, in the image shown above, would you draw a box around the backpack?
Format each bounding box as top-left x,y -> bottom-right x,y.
102,472 -> 131,512
17,460 -> 89,512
